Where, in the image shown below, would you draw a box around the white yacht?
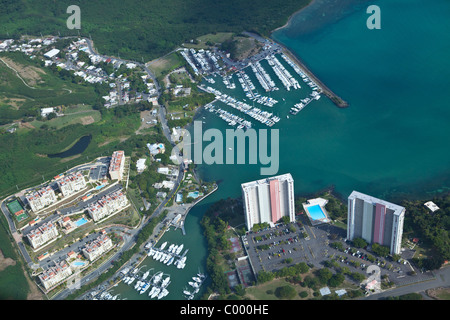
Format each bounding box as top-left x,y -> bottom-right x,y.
160,241 -> 168,250
151,287 -> 161,299
164,254 -> 172,264
161,275 -> 171,288
152,271 -> 163,284
175,244 -> 184,255
158,288 -> 169,300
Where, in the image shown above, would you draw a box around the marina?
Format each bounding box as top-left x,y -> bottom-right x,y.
120,266 -> 172,299
200,85 -> 278,127
146,241 -> 189,269
195,51 -> 323,127
183,270 -> 207,300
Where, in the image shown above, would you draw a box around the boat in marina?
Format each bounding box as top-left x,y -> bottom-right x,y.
175,244 -> 184,255
167,256 -> 175,266
148,286 -> 157,297
152,271 -> 163,284
159,241 -> 168,250
151,287 -> 161,299
164,254 -> 172,264
140,282 -> 150,294
158,288 -> 169,300
161,275 -> 171,288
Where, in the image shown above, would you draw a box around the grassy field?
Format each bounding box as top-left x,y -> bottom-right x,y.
245,278 -> 311,300
147,51 -> 185,79
0,52 -> 97,125
0,214 -> 30,300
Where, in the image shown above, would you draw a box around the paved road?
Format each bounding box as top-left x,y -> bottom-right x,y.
363,266 -> 450,300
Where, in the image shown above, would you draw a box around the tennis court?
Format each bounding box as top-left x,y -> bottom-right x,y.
7,199 -> 28,222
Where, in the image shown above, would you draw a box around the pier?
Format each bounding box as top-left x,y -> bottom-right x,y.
279,45 -> 349,108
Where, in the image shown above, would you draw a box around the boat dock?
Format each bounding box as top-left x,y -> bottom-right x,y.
279,45 -> 349,108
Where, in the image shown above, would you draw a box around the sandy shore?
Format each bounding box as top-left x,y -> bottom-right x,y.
272,0 -> 317,33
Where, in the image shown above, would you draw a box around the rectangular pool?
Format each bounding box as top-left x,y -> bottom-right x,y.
75,218 -> 88,227
307,205 -> 326,220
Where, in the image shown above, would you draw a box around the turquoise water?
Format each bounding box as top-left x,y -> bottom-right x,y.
307,205 -> 326,220
188,191 -> 199,198
73,261 -> 86,267
75,218 -> 88,227
196,0 -> 450,202
115,0 -> 450,300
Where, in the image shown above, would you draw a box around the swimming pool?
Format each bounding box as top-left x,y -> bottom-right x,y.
188,191 -> 199,198
72,261 -> 86,267
75,217 -> 88,227
307,205 -> 326,220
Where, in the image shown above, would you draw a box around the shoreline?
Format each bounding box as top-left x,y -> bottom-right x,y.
269,0 -> 349,108
271,0 -> 316,34
277,43 -> 349,108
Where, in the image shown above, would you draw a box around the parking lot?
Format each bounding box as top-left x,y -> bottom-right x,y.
243,220 -> 435,288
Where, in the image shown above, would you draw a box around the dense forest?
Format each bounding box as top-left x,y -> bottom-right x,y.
0,0 -> 311,61
402,195 -> 450,270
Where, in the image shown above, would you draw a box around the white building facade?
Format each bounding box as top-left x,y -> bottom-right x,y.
86,189 -> 128,222
26,221 -> 59,249
347,191 -> 405,255
241,173 -> 295,230
82,234 -> 113,261
109,150 -> 125,180
39,260 -> 73,291
25,186 -> 57,212
57,171 -> 87,197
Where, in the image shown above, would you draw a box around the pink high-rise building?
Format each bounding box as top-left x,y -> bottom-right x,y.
241,174 -> 295,230
347,191 -> 405,255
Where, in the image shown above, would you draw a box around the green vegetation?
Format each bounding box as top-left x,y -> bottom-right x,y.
0,214 -> 30,299
0,52 -> 97,125
199,197 -> 246,297
0,103 -> 152,196
0,0 -> 312,61
402,195 -> 450,270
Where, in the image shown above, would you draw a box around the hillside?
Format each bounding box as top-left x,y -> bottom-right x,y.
0,0 -> 311,61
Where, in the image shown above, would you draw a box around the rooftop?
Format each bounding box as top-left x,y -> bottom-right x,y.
348,190 -> 405,216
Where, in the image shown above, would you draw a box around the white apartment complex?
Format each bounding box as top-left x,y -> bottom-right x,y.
25,186 -> 57,212
347,191 -> 405,255
56,171 -> 87,197
26,221 -> 59,249
39,260 -> 73,291
109,150 -> 125,180
82,234 -> 113,261
241,173 -> 295,230
86,189 -> 128,222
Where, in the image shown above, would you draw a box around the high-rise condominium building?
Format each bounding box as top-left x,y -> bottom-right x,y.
347,191 -> 405,255
241,173 -> 295,230
109,150 -> 125,180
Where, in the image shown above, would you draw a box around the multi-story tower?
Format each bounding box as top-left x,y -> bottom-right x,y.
86,189 -> 128,222
26,221 -> 59,249
241,173 -> 295,230
347,191 -> 405,255
109,150 -> 125,180
82,234 -> 113,261
38,260 -> 73,291
57,171 -> 87,197
25,186 -> 57,212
